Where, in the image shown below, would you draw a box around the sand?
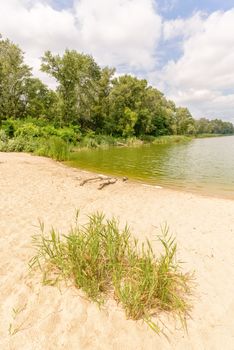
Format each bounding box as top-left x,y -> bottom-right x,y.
0,152 -> 234,350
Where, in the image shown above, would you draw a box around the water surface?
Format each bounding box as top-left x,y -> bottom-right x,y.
67,136 -> 234,199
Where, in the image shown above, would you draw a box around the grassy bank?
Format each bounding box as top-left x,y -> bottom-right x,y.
195,133 -> 229,138
1,118 -> 231,161
152,135 -> 192,144
0,119 -> 193,161
30,212 -> 192,333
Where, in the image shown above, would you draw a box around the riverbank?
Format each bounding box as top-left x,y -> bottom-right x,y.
1,152 -> 234,350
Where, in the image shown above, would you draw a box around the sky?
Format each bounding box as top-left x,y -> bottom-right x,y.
1,0 -> 234,122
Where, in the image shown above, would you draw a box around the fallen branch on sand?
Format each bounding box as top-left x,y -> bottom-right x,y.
80,175 -> 117,189
80,176 -> 111,186
98,178 -> 117,190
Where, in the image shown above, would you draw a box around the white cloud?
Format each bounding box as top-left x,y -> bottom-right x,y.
163,12 -> 204,40
159,0 -> 177,13
0,0 -> 161,83
161,9 -> 234,122
74,0 -> 161,70
1,1 -> 234,122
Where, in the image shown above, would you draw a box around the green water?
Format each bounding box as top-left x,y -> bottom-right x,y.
67,136 -> 234,199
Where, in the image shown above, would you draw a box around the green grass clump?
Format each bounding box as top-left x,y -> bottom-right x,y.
30,213 -> 192,332
35,136 -> 70,161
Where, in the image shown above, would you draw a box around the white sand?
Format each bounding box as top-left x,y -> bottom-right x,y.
0,152 -> 234,350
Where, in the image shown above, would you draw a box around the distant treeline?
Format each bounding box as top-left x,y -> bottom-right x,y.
0,35 -> 234,137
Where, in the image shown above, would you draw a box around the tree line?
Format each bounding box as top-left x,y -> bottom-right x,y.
1,35 -> 233,137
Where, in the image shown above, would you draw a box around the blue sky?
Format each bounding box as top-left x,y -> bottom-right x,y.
52,0 -> 234,17
159,0 -> 234,18
1,0 -> 234,122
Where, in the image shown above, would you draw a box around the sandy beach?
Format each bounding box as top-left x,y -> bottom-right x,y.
0,152 -> 234,350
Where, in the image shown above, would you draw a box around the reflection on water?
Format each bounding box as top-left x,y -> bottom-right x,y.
67,136 -> 234,199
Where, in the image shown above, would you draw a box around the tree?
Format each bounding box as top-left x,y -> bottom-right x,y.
140,88 -> 173,136
174,107 -> 195,135
24,78 -> 60,122
107,75 -> 149,136
0,35 -> 31,121
90,67 -> 115,132
41,50 -> 101,128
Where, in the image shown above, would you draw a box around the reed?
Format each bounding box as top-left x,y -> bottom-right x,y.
30,212 -> 192,333
35,136 -> 70,161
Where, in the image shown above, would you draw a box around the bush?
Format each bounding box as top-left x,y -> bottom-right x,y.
15,123 -> 42,138
0,129 -> 8,143
2,136 -> 38,152
30,213 -> 192,333
57,127 -> 78,144
0,140 -> 8,152
41,125 -> 58,137
2,119 -> 17,137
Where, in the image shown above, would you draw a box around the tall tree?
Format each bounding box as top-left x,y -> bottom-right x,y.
41,50 -> 101,128
90,67 -> 115,132
174,107 -> 195,135
108,75 -> 149,136
24,78 -> 60,122
0,35 -> 31,120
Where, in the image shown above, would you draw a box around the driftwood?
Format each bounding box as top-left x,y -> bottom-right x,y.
98,178 -> 117,190
80,176 -> 112,186
116,142 -> 126,147
80,175 -> 117,189
80,174 -> 127,189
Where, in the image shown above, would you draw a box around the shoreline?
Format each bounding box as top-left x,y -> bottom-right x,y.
1,152 -> 234,349
65,160 -> 234,202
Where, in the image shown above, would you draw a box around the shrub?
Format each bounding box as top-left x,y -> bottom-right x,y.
41,125 -> 58,137
4,137 -> 38,152
2,119 -> 17,137
0,140 -> 8,152
0,129 -> 8,143
30,213 -> 192,333
57,127 -> 78,144
15,123 -> 42,138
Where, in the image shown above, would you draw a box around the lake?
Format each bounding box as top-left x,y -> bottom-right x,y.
67,136 -> 234,199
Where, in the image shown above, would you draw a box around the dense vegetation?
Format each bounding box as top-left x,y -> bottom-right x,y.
30,212 -> 192,333
0,34 -> 233,157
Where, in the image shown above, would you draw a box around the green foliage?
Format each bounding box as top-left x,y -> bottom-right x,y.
1,119 -> 16,137
0,37 -> 31,119
195,118 -> 234,135
107,75 -> 149,136
30,213 -> 192,332
56,127 -> 79,143
0,129 -> 8,142
41,50 -> 101,126
15,123 -> 42,138
24,78 -> 61,121
0,136 -> 38,153
153,135 -> 192,144
36,136 -> 70,161
174,108 -> 195,135
0,34 -> 233,150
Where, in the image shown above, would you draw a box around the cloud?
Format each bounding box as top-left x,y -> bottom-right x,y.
1,1 -> 234,122
74,0 -> 161,70
0,0 -> 161,82
160,9 -> 234,122
163,12 -> 204,40
159,0 -> 177,13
